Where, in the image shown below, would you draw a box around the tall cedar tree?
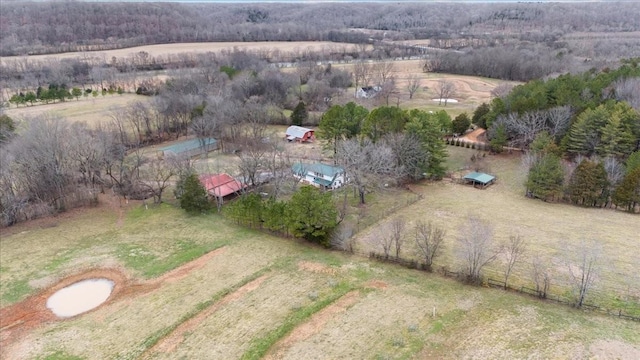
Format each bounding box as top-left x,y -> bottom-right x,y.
472,103 -> 491,129
285,185 -> 338,247
526,153 -> 564,201
179,173 -> 211,214
567,160 -> 609,207
405,109 -> 448,179
612,167 -> 640,212
290,101 -> 308,126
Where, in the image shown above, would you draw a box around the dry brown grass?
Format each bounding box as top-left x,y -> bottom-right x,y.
330,59 -> 519,116
1,201 -> 639,360
0,41 -> 367,65
354,146 -> 640,312
4,94 -> 151,127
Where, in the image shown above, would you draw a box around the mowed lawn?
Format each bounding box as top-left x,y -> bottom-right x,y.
1,192 -> 639,359
355,146 -> 640,315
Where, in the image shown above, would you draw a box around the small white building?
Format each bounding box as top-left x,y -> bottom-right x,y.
292,162 -> 346,190
355,86 -> 381,99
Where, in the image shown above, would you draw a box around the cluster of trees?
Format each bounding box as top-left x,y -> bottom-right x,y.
473,62 -> 640,211
525,134 -> 640,211
225,186 -> 338,247
12,117 -> 201,225
318,103 -> 449,204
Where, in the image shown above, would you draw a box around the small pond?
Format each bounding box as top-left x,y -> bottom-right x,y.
46,278 -> 115,318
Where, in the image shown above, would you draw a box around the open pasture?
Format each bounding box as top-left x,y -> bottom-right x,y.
4,94 -> 152,128
330,59 -> 518,116
0,42 -> 368,66
1,198 -> 639,359
354,146 -> 640,315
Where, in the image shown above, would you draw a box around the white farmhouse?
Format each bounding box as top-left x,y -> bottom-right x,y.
292,162 -> 346,190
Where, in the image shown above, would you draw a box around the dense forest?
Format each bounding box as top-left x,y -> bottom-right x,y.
2,2 -> 640,56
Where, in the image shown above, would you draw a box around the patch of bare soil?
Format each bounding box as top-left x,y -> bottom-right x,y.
0,248 -> 226,359
460,128 -> 487,143
297,261 -> 338,275
142,274 -> 268,358
263,291 -> 361,360
365,280 -> 388,289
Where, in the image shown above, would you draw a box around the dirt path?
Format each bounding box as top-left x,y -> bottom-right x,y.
460,128 -> 487,143
0,247 -> 226,359
263,290 -> 361,360
141,274 -> 269,358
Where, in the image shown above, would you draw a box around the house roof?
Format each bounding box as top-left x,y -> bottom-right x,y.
285,126 -> 313,139
463,172 -> 495,185
199,173 -> 246,197
159,138 -> 217,154
292,162 -> 344,177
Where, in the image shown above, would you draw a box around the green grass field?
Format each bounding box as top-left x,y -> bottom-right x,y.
1,182 -> 639,359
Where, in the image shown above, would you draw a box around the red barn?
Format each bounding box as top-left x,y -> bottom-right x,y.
285,126 -> 315,143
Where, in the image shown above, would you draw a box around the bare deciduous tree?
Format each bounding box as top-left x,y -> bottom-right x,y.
531,255 -> 551,299
336,138 -> 400,205
414,220 -> 445,272
406,74 -> 421,100
353,61 -> 373,96
391,217 -> 406,258
457,216 -> 501,284
490,82 -> 514,99
567,240 -> 601,308
372,61 -> 395,85
139,158 -> 176,204
503,234 -> 527,289
435,79 -> 456,106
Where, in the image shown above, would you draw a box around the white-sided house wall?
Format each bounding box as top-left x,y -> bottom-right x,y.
292,163 -> 346,190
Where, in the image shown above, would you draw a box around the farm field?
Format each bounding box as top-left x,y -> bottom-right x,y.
4,94 -> 151,127
1,197 -> 639,360
329,59 -> 518,116
355,146 -> 640,315
0,41 -> 368,65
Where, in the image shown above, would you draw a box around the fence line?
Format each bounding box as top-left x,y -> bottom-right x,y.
361,251 -> 640,322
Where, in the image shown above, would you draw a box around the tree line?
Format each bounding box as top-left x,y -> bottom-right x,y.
2,2 -> 639,57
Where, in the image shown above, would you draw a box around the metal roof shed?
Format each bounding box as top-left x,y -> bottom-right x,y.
159,138 -> 218,158
463,172 -> 496,188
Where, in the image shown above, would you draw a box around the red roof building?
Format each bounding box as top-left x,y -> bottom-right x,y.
198,174 -> 246,198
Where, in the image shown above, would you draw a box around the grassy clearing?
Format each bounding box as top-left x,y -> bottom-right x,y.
354,146 -> 640,315
332,59 -> 519,116
4,94 -> 151,127
2,201 -> 639,359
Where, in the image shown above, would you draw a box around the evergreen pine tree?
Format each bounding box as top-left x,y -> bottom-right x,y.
612,167 -> 640,212
179,174 -> 210,214
526,153 -> 564,201
290,101 -> 308,126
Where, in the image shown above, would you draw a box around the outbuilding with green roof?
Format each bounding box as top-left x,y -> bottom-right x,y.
463,171 -> 496,189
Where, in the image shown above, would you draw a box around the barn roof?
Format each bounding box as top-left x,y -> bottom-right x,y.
463,172 -> 495,185
198,173 -> 246,198
292,162 -> 344,178
159,138 -> 217,154
285,126 -> 313,140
